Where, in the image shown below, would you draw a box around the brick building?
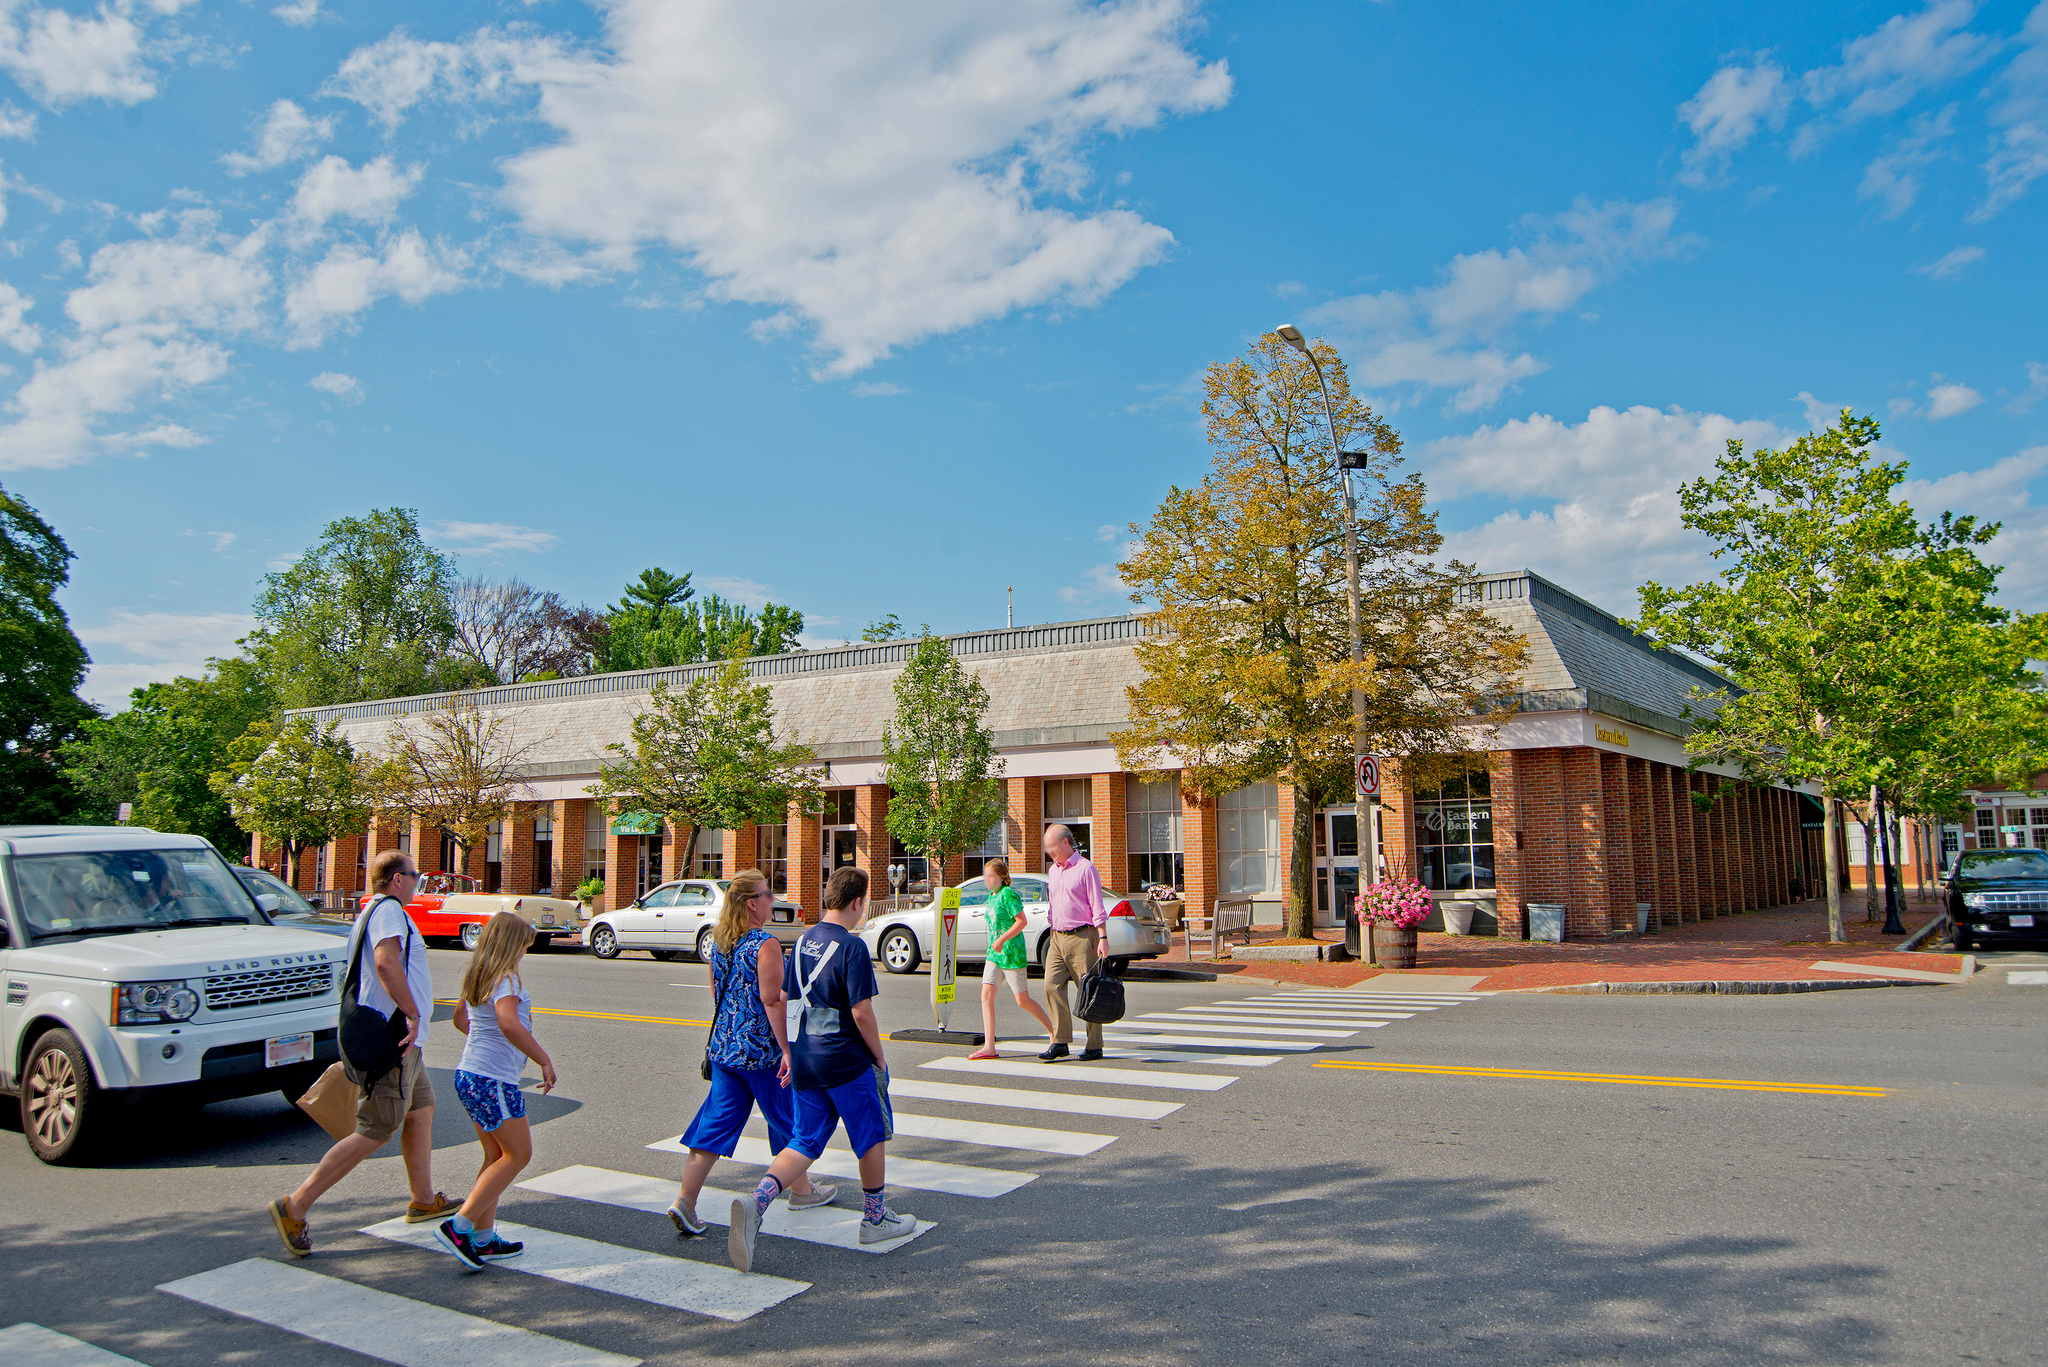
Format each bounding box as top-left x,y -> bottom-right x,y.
269,570 -> 1825,940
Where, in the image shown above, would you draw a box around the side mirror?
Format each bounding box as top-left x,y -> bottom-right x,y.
256,893 -> 282,914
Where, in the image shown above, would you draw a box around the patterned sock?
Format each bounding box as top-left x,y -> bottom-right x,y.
863,1186 -> 885,1223
451,1214 -> 474,1236
752,1176 -> 782,1216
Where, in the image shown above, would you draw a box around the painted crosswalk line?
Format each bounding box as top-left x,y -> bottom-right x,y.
1098,1029 -> 1319,1051
361,1217 -> 807,1322
924,1056 -> 1237,1090
2009,970 -> 2048,985
518,1166 -> 937,1253
730,1111 -> 1115,1156
0,1323 -> 151,1367
889,1077 -> 1184,1119
986,1039 -> 1281,1067
1162,1010 -> 1398,1026
158,1258 -> 640,1366
1265,992 -> 1478,1002
1135,1015 -> 1361,1037
649,1134 -> 1037,1198
1215,1000 -> 1437,1013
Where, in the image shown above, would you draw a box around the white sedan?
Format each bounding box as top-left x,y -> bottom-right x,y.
584,879 -> 802,962
857,875 -> 1172,974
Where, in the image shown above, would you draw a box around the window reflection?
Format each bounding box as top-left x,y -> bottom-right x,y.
1413,767 -> 1495,892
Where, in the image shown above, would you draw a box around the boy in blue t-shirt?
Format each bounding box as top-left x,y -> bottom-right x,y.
728,866 -> 915,1270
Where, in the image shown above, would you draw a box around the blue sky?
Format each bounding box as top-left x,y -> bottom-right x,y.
0,0 -> 2042,706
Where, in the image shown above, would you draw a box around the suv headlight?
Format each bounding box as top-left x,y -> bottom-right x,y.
114,980 -> 200,1025
1960,892 -> 1990,910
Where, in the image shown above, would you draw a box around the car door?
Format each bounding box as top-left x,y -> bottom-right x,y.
953,882 -> 992,958
1011,876 -> 1052,963
671,882 -> 719,950
613,883 -> 674,948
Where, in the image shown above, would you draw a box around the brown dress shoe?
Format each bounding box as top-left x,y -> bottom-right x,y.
268,1197 -> 312,1257
405,1191 -> 463,1223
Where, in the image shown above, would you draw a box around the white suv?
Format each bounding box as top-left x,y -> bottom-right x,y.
1,827 -> 344,1164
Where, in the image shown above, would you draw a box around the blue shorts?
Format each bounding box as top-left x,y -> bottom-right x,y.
453,1070 -> 525,1133
679,1061 -> 795,1156
791,1065 -> 893,1160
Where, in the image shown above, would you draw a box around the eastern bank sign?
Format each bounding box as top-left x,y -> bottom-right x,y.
1594,724 -> 1630,747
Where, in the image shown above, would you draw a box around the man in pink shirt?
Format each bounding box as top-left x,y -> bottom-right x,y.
1039,824 -> 1107,1061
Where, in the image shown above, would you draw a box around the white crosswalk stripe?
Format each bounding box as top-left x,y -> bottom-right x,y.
649,1134 -> 1038,1197
1200,1003 -> 1427,1016
890,1077 -> 1184,1118
1132,1015 -> 1364,1037
518,1166 -> 937,1253
361,1217 -> 807,1321
158,1258 -> 643,1364
924,1055 -> 1237,1090
0,1323 -> 151,1367
985,1039 -> 1281,1066
1099,1029 -> 1320,1051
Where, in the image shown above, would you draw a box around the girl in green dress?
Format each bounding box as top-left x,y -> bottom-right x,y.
968,859 -> 1057,1059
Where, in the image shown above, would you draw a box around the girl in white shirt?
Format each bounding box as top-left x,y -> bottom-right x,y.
435,912 -> 557,1272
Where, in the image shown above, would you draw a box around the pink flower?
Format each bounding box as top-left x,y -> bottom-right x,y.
1355,879 -> 1431,930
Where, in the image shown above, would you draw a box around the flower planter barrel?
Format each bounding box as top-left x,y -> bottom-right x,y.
1371,924 -> 1419,969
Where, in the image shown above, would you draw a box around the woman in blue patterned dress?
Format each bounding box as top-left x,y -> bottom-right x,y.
668,870 -> 836,1234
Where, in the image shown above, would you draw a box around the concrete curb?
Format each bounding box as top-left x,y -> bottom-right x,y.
1521,977 -> 1938,996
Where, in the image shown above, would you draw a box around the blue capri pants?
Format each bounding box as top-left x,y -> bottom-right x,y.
679,1060 -> 795,1155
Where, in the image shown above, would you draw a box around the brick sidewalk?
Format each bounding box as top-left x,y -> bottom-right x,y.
1146,898 -> 1959,992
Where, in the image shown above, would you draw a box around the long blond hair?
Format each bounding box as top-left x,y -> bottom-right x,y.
460,912 -> 531,1005
714,870 -> 768,955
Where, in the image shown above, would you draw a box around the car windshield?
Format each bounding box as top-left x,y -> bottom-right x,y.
418,874 -> 476,896
236,866 -> 316,915
1956,850 -> 2048,880
14,847 -> 264,942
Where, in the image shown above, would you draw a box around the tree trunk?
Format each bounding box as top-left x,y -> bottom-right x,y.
682,823 -> 702,881
1286,782 -> 1315,940
1861,788 -> 1878,922
1823,796 -> 1844,944
285,840 -> 302,890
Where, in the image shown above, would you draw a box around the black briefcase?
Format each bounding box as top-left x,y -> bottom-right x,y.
1074,965 -> 1126,1025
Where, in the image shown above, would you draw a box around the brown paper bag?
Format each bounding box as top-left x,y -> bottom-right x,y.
295,1062 -> 360,1141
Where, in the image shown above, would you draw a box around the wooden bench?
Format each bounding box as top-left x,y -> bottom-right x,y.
1184,896 -> 1261,960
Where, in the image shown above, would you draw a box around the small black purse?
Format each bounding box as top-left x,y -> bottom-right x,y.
701,940 -> 731,1081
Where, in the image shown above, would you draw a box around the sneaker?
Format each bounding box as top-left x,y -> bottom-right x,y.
267,1197 -> 311,1258
668,1201 -> 707,1237
406,1192 -> 463,1223
432,1219 -> 487,1273
786,1184 -> 839,1211
1037,1043 -> 1069,1062
859,1207 -> 917,1245
728,1197 -> 759,1273
476,1236 -> 524,1262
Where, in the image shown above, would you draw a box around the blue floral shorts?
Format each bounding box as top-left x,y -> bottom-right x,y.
454,1070 -> 526,1132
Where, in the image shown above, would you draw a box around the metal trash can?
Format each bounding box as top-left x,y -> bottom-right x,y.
1636,902 -> 1653,934
1528,903 -> 1565,943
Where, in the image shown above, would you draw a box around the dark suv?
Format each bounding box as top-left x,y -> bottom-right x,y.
1947,848 -> 2048,950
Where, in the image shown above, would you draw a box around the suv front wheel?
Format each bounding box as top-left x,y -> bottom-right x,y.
23,1028 -> 98,1165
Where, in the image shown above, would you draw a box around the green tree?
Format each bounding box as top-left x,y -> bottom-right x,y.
0,481 -> 92,823
862,614 -> 904,642
591,655 -> 820,879
1634,412 -> 2048,943
882,632 -> 1007,909
368,698 -> 544,872
588,568 -> 804,671
1113,334 -> 1526,938
64,657 -> 275,849
248,508 -> 473,708
211,715 -> 371,885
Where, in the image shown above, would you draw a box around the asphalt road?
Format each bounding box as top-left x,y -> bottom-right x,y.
4,944 -> 2045,1367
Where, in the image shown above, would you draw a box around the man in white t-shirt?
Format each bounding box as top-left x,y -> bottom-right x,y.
267,850 -> 460,1257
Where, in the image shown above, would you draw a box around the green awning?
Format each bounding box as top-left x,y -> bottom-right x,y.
610,810 -> 663,836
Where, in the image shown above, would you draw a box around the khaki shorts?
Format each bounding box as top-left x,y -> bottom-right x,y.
355,1046 -> 434,1143
981,958 -> 1028,994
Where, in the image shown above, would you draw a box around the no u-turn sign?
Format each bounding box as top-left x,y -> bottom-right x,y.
1356,754 -> 1382,799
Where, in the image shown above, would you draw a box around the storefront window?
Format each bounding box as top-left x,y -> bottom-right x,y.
963,820 -> 1006,880
1414,768 -> 1494,891
1220,783 -> 1280,895
758,823 -> 789,894
583,804 -> 605,884
1043,778 -> 1092,863
1126,775 -> 1183,892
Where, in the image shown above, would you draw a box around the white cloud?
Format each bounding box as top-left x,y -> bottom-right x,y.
850,381 -> 906,397
182,527 -> 235,551
0,1 -> 162,109
698,575 -> 772,606
308,369 -> 361,402
428,519 -> 560,556
273,0 -> 321,26
1424,404 -> 1792,612
282,230 -> 463,347
1306,198 -> 1686,412
1795,389 -> 1848,430
1676,58 -> 1790,186
1095,524 -> 1119,542
1796,0 -> 1997,153
76,608 -> 257,706
1905,444 -> 2048,608
1976,0 -> 2048,219
0,100 -> 34,138
221,99 -> 336,176
2007,360 -> 2048,414
1857,103 -> 1955,216
0,279 -> 41,352
288,154 -> 424,232
328,1 -> 1232,375
1926,380 -> 1983,417
1916,243 -> 1984,278
1057,546 -> 1131,606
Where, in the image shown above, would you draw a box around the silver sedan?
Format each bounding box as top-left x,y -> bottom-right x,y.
856,875 -> 1172,974
584,878 -> 802,961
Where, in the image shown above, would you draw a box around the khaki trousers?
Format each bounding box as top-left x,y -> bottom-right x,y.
1044,926 -> 1103,1050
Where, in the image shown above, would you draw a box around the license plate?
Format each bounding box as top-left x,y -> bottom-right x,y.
2012,914 -> 2036,928
540,912 -> 556,926
265,1032 -> 314,1068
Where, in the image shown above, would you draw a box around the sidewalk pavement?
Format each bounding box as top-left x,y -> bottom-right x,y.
1146,898 -> 1962,992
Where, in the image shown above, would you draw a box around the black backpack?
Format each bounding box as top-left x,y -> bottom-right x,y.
338,897 -> 414,1086
1074,960 -> 1126,1025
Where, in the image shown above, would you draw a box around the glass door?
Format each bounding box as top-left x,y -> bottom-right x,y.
1314,806 -> 1359,929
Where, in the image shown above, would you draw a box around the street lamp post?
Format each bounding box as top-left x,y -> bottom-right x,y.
1276,324 -> 1373,961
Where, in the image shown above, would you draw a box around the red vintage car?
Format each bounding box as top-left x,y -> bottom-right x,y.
403,872 -> 480,938
394,872 -> 589,950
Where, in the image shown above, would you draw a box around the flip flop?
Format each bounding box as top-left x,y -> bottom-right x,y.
966,1048 -> 1000,1060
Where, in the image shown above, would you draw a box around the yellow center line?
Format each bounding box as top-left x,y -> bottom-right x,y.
1311,1060 -> 1886,1097
434,999 -> 709,1027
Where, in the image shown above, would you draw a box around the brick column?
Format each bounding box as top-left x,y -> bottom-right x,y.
1563,747 -> 1608,939
1626,757 -> 1657,928
1379,756 -> 1418,882
1006,776 -> 1043,870
503,805 -> 535,894
788,798 -> 822,923
722,826 -> 749,875
1606,751 -> 1640,932
1649,762 -> 1678,927
1092,772 -> 1130,896
854,784 -> 889,882
1182,784 -> 1220,923
605,821 -> 633,917
1668,768 -> 1694,922
1488,750 -> 1526,939
330,830 -> 367,897
1741,785 -> 1761,911
554,799 -> 586,897
1711,782 -> 1734,916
